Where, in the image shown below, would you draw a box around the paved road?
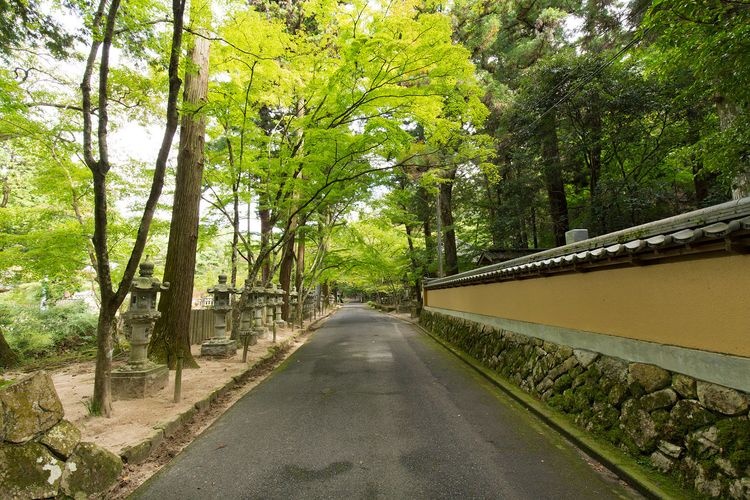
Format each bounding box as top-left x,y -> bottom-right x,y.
134,305 -> 638,499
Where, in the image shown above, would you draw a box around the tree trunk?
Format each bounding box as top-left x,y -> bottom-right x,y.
0,175 -> 8,208
714,95 -> 749,199
439,168 -> 459,276
92,306 -> 116,415
294,224 -> 305,324
0,328 -> 19,368
150,30 -> 210,369
230,181 -> 240,288
588,110 -> 603,231
82,0 -> 185,417
279,223 -> 297,320
404,223 -> 422,305
259,205 -> 272,283
416,184 -> 434,274
539,111 -> 569,246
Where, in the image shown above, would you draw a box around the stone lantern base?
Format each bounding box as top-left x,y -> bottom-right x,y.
254,326 -> 269,340
111,364 -> 169,400
200,338 -> 238,358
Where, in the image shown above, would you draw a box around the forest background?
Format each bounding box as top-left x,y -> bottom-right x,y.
0,0 -> 748,415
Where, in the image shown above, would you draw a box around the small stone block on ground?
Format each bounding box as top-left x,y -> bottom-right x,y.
60,442 -> 122,498
111,364 -> 169,400
39,419 -> 81,459
200,338 -> 238,358
0,442 -> 63,499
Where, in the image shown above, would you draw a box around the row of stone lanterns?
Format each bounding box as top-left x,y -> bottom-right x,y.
201,277 -> 302,359
112,261 -> 311,399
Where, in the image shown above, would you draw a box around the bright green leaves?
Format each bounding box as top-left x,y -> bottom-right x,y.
326,216 -> 411,296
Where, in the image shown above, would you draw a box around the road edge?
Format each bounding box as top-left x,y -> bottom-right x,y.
391,311 -> 693,500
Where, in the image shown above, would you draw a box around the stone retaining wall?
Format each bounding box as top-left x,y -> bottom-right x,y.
0,372 -> 122,499
420,310 -> 750,498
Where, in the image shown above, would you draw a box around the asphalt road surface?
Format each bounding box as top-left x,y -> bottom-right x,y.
134,305 -> 639,499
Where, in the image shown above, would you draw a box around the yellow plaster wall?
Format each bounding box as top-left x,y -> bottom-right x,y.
425,255 -> 750,357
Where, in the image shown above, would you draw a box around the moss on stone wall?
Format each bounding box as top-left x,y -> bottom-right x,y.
420,310 -> 750,499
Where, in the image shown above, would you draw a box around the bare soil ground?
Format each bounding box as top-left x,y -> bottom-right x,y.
53,329 -> 301,454
3,318 -> 330,498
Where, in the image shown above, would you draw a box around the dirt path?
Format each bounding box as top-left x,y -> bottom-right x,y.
26,312 -> 335,497
53,329 -> 299,454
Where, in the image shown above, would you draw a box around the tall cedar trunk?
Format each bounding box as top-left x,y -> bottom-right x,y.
294,226 -> 305,323
279,222 -> 297,320
588,111 -> 603,232
0,328 -> 19,368
715,95 -> 750,199
686,107 -> 715,206
404,224 -> 422,304
150,33 -> 210,369
415,184 -> 434,273
259,205 -> 272,283
439,168 -> 459,276
321,281 -> 329,312
539,111 -> 569,246
483,173 -> 502,248
280,98 -> 305,319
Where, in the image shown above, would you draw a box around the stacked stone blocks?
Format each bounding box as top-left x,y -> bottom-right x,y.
0,372 -> 122,499
420,310 -> 750,499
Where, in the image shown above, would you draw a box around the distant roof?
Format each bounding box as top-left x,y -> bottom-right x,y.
475,248 -> 549,265
425,197 -> 750,290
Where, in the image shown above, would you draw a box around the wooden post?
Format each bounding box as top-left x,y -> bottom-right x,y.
174,352 -> 183,403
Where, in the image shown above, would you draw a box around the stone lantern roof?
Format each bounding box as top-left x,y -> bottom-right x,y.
130,261 -> 169,292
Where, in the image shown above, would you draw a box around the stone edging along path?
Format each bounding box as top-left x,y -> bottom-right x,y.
386,310 -> 690,500
120,308 -> 339,467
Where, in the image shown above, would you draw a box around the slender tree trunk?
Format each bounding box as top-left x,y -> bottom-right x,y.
82,0 -> 185,416
0,176 -> 8,208
539,111 -> 569,246
150,20 -> 210,369
0,328 -> 19,368
294,223 -> 305,323
439,168 -> 459,276
230,182 -> 240,288
279,222 -> 297,320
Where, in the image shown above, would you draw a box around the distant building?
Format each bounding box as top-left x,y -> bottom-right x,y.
56,290 -> 99,312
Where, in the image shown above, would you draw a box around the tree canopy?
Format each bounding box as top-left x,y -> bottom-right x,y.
1,0 -> 748,408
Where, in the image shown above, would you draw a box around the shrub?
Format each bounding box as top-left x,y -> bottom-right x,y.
0,301 -> 97,359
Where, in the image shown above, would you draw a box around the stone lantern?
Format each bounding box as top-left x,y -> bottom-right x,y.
252,281 -> 268,339
303,292 -> 314,320
274,283 -> 286,328
265,283 -> 276,331
238,281 -> 257,349
200,274 -> 238,358
112,261 -> 170,400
